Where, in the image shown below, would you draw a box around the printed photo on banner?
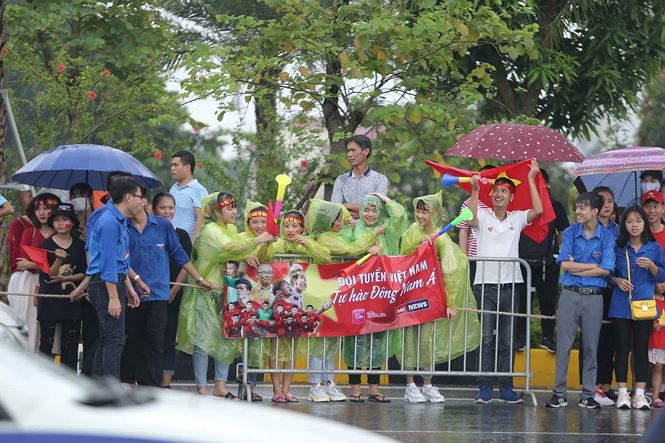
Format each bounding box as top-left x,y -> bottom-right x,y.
221,243 -> 448,339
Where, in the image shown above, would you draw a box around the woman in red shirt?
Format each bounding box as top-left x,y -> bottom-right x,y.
7,193 -> 60,351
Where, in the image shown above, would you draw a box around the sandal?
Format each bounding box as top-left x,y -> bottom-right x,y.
367,393 -> 391,403
272,393 -> 288,403
213,391 -> 239,400
251,392 -> 263,402
348,393 -> 365,402
284,392 -> 299,402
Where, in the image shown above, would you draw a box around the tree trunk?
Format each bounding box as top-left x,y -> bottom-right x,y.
0,0 -> 8,295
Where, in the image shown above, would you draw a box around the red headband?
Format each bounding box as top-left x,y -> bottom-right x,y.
218,196 -> 236,209
248,209 -> 268,219
283,215 -> 304,225
492,180 -> 515,193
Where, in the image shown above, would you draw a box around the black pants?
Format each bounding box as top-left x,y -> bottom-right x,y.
89,278 -> 127,379
517,259 -> 559,341
612,317 -> 652,384
163,292 -> 183,375
121,300 -> 168,386
39,319 -> 80,370
349,368 -> 381,385
80,299 -> 99,376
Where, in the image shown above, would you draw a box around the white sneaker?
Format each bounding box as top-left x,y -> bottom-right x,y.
593,389 -> 615,406
403,385 -> 426,403
633,394 -> 651,410
422,385 -> 445,403
616,393 -> 632,409
324,383 -> 347,402
308,385 -> 330,402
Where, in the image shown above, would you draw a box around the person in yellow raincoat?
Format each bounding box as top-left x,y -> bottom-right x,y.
176,192 -> 274,398
400,191 -> 480,403
304,199 -> 384,402
258,209 -> 331,403
342,193 -> 408,402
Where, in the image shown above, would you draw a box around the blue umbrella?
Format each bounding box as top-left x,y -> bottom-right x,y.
12,144 -> 163,190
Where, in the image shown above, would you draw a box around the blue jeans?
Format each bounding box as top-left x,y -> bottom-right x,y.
192,346 -> 230,388
474,284 -> 519,387
88,278 -> 127,379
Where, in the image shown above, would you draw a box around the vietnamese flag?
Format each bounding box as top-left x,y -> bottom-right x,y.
266,200 -> 279,236
20,245 -> 52,274
425,159 -> 555,243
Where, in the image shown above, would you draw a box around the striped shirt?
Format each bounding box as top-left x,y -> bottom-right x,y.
331,168 -> 389,206
456,198 -> 489,257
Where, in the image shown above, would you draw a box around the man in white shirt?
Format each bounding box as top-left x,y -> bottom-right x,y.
468,160 -> 543,404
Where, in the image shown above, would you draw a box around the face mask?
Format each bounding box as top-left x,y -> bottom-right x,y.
70,197 -> 89,212
641,182 -> 661,194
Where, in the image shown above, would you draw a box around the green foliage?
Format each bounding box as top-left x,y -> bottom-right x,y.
180,0 -> 539,204
638,72 -> 665,148
3,0 -> 197,177
458,1 -> 665,138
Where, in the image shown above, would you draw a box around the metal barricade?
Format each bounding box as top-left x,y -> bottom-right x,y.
239,255 -> 537,405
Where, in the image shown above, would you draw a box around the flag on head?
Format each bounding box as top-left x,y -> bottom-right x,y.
425,159 -> 555,243
20,245 -> 51,274
266,200 -> 279,236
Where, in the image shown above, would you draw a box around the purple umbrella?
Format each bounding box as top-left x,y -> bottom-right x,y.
445,123 -> 584,162
573,146 -> 665,207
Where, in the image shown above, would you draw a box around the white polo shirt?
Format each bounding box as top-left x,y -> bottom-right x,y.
473,208 -> 529,285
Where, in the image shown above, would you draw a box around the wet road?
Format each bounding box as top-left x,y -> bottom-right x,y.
175,385 -> 656,442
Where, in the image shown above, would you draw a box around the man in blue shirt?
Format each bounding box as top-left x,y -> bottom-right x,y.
86,177 -> 144,379
121,190 -> 213,387
545,192 -> 616,409
169,151 -> 208,240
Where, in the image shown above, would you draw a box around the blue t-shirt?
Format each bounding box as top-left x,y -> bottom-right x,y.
128,214 -> 190,302
86,204 -> 129,283
169,179 -> 208,239
557,222 -> 616,288
609,242 -> 665,319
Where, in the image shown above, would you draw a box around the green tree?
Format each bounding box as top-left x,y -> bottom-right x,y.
454,1 -> 665,138
180,0 -> 538,206
638,71 -> 665,147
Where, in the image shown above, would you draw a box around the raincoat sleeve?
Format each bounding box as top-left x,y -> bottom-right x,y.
434,234 -> 470,309
384,200 -> 408,242
317,229 -> 376,257
399,223 -> 423,256
196,224 -> 256,267
256,240 -> 284,262
301,235 -> 332,264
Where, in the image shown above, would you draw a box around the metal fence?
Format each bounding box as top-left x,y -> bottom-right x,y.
239,255 -> 537,405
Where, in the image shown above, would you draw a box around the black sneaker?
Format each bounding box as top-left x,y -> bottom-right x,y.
545,394 -> 568,408
514,336 -> 526,352
605,389 -> 618,402
540,338 -> 556,353
579,397 -> 601,409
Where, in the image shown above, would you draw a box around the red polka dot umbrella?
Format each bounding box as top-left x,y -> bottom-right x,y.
444,124 -> 584,162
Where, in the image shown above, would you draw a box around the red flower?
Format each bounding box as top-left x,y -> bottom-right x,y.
300,159 -> 310,169
193,126 -> 201,134
154,150 -> 163,160
87,91 -> 97,101
196,162 -> 204,169
101,69 -> 110,77
1,47 -> 9,57
56,63 -> 65,73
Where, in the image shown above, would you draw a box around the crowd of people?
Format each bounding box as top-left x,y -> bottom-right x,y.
3,137 -> 665,411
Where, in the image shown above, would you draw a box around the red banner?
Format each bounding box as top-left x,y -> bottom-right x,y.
222,243 -> 447,338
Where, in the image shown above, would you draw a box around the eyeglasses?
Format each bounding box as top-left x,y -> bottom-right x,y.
131,193 -> 146,199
